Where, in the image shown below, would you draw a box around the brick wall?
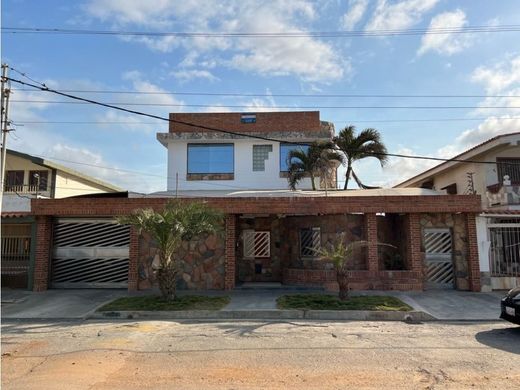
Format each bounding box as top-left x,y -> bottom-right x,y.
33,216 -> 52,292
31,195 -> 482,217
465,213 -> 481,292
128,226 -> 139,292
283,269 -> 423,291
224,214 -> 236,290
364,213 -> 378,272
169,111 -> 321,133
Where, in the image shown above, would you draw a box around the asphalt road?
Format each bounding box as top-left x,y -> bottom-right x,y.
2,320 -> 519,389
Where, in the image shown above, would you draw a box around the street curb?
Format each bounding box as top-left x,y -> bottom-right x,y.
88,309 -> 436,322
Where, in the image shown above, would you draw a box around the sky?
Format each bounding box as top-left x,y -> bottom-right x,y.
2,0 -> 520,192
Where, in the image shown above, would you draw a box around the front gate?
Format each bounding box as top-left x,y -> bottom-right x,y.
51,219 -> 130,288
423,228 -> 454,288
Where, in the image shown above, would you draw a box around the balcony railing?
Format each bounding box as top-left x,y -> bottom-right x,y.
3,184 -> 47,194
486,183 -> 520,207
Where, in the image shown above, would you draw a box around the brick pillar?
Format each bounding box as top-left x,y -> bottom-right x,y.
128,226 -> 139,292
33,216 -> 52,292
224,214 -> 236,290
465,213 -> 481,292
364,213 -> 378,272
406,214 -> 424,286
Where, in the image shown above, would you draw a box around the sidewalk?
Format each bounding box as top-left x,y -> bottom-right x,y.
1,288 -> 506,321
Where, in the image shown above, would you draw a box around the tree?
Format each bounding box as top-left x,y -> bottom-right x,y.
334,125 -> 388,190
315,235 -> 368,300
118,200 -> 224,301
287,141 -> 342,191
316,234 -> 394,300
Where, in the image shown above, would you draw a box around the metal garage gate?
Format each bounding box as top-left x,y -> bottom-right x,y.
423,228 -> 455,289
51,219 -> 130,288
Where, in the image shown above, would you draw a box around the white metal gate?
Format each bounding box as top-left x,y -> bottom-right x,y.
424,228 -> 454,288
51,219 -> 130,288
489,222 -> 520,277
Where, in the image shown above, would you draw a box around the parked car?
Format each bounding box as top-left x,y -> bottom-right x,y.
500,287 -> 520,325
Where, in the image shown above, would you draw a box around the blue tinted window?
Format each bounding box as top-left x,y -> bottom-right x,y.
187,144 -> 234,174
280,144 -> 309,172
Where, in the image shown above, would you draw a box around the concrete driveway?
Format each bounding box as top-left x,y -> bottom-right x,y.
394,290 -> 505,321
1,289 -> 129,320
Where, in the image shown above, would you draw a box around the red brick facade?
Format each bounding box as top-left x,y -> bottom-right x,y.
465,213 -> 481,292
364,213 -> 378,272
224,215 -> 237,290
33,216 -> 52,292
30,195 -> 482,293
128,226 -> 139,292
169,111 -> 322,134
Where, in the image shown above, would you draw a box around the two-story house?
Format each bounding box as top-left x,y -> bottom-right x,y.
396,132 -> 520,291
26,111 -> 483,294
156,111 -> 336,192
1,149 -> 122,289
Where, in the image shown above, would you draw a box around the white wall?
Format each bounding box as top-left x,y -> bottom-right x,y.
167,139 -> 315,191
476,216 -> 490,273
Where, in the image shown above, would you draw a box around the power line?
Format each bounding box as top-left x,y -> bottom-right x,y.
4,73 -> 520,167
10,99 -> 520,110
12,88 -> 519,99
12,117 -> 520,125
3,24 -> 520,38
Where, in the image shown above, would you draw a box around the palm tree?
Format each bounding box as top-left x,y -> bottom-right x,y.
287,141 -> 342,190
316,234 -> 394,300
117,200 -> 223,301
334,125 -> 388,190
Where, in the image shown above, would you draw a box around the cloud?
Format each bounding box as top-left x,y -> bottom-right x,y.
471,54 -> 520,94
341,0 -> 369,31
418,9 -> 473,56
365,0 -> 438,31
436,116 -> 520,159
48,144 -> 164,193
171,69 -> 219,83
83,0 -> 347,82
93,71 -> 185,133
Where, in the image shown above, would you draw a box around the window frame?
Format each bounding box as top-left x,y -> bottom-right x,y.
186,143 -> 235,175
5,170 -> 24,191
299,227 -> 321,259
279,143 -> 310,172
29,170 -> 49,191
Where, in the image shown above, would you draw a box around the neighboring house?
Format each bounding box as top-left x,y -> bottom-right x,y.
396,132 -> 520,291
1,149 -> 122,289
156,111 -> 337,191
25,111 -> 482,294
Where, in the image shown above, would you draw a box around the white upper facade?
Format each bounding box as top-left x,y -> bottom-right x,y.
157,111 -> 335,192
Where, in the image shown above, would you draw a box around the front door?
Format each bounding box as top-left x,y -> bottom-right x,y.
241,230 -> 280,282
423,228 -> 455,289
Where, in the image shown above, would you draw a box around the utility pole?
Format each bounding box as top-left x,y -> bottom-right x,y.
0,63 -> 11,211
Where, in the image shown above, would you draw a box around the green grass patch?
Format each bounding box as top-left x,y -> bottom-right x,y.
276,294 -> 412,311
98,295 -> 230,311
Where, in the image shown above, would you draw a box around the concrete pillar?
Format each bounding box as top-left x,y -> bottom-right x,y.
224,214 -> 237,290
364,213 -> 378,272
33,216 -> 52,292
128,226 -> 139,292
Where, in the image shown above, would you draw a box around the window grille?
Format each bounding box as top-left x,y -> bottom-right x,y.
252,145 -> 272,171
300,227 -> 321,257
243,230 -> 270,258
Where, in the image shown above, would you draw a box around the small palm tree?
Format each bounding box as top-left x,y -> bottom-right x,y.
118,200 -> 223,301
316,234 -> 394,300
287,141 -> 342,190
334,125 -> 388,190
